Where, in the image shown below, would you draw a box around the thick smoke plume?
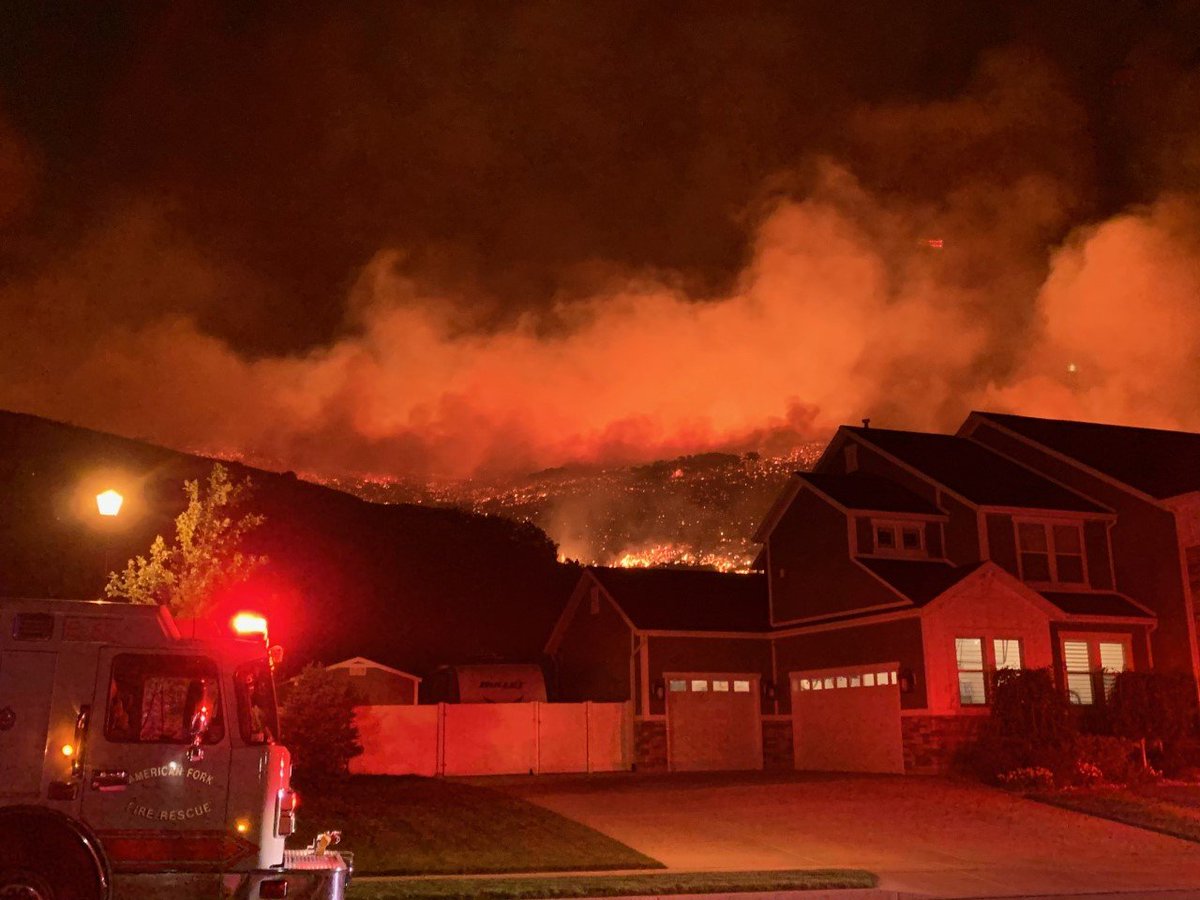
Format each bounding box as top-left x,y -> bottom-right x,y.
2,5 -> 1200,480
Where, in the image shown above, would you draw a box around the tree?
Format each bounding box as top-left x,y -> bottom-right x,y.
105,463 -> 267,618
279,664 -> 363,782
1107,671 -> 1198,770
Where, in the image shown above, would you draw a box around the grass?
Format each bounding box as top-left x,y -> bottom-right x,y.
1032,782 -> 1200,843
294,776 -> 663,875
347,870 -> 879,899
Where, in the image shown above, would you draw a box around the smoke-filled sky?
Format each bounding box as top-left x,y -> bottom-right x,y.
2,2 -> 1199,478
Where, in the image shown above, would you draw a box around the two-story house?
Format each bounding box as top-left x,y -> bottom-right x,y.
546,413 -> 1186,775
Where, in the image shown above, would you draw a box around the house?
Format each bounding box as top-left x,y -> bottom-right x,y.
547,412 -> 1184,775
326,656 -> 421,705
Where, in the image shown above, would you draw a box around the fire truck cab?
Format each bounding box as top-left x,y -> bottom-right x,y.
0,597 -> 352,899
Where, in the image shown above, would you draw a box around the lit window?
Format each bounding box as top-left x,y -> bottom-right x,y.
733,680 -> 751,692
876,671 -> 889,686
889,671 -> 897,685
669,679 -> 687,692
863,673 -> 875,686
1063,640 -> 1093,705
712,680 -> 729,692
798,679 -> 810,691
1017,521 -> 1086,585
691,680 -> 708,692
956,638 -> 986,705
1063,637 -> 1129,705
993,639 -> 1022,670
811,680 -> 823,691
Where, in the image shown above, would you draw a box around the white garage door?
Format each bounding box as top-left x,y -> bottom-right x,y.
790,664 -> 904,774
666,674 -> 763,772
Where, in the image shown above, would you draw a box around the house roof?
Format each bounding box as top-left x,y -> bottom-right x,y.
588,567 -> 770,632
1040,591 -> 1155,620
797,472 -> 943,516
327,656 -> 421,681
845,427 -> 1107,513
972,412 -> 1200,500
856,558 -> 985,605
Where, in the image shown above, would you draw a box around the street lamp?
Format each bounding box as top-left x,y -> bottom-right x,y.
96,489 -> 124,517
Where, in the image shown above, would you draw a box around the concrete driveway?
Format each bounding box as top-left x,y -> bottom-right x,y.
494,772 -> 1200,898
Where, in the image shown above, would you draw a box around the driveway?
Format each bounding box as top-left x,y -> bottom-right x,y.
494,772 -> 1200,898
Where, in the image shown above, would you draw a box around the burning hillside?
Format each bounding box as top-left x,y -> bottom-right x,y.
319,444 -> 825,572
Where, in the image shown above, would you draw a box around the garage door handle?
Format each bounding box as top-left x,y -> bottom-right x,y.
91,769 -> 130,791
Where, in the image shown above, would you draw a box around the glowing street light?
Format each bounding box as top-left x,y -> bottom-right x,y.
96,489 -> 124,517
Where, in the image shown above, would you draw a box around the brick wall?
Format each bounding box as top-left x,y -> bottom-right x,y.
902,714 -> 986,774
634,719 -> 667,771
762,718 -> 794,770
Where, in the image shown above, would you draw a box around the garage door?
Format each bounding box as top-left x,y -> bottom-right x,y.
790,664 -> 903,774
666,674 -> 762,772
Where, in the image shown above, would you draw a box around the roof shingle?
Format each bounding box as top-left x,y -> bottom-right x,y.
797,472 -> 942,515
975,413 -> 1200,500
847,427 -> 1107,512
588,567 -> 769,632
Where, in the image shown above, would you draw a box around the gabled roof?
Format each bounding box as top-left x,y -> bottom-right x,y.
970,412 -> 1200,500
845,427 -> 1107,513
857,558 -> 985,605
797,472 -> 943,516
588,567 -> 769,632
327,656 -> 421,682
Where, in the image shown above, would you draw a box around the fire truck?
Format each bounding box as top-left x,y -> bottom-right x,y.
0,597 -> 352,899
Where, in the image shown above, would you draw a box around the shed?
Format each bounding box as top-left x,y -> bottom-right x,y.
327,656 -> 421,705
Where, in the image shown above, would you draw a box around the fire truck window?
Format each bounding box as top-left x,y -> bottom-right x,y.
235,660 -> 279,745
106,654 -> 225,744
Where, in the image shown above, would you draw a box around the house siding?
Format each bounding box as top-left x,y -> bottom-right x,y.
768,489 -> 899,624
986,513 -> 1018,575
334,667 -> 417,705
553,582 -> 634,703
941,492 -> 982,565
645,635 -> 771,716
969,420 -> 1195,677
772,617 -> 926,713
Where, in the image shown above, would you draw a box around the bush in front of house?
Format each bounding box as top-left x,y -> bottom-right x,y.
1073,734 -> 1141,784
1106,670 -> 1199,775
280,663 -> 363,783
962,668 -> 1078,785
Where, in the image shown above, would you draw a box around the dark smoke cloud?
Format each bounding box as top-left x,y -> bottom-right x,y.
2,3 -> 1200,479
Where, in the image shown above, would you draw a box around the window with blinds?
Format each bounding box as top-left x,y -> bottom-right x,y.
1063,637 -> 1129,705
993,639 -> 1022,670
956,637 -> 986,705
1063,640 -> 1093,705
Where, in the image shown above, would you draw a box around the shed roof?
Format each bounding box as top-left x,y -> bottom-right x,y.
845,427 -> 1107,513
972,412 -> 1200,500
589,567 -> 769,632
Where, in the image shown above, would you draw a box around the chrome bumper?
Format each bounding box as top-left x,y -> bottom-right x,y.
222,849 -> 353,899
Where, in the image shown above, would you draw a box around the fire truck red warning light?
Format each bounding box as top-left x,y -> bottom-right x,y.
924,238 -> 944,249
231,611 -> 268,638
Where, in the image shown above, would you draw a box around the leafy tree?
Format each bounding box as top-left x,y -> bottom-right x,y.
105,463 -> 267,618
279,664 -> 363,782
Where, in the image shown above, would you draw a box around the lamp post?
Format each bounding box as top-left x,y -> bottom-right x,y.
96,489 -> 123,581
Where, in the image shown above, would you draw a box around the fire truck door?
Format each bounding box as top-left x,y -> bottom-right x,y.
80,650 -> 244,873
0,650 -> 57,799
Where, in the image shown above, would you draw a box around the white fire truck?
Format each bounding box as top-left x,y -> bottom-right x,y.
0,597 -> 352,899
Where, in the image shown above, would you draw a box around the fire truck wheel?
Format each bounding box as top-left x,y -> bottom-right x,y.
0,815 -> 106,900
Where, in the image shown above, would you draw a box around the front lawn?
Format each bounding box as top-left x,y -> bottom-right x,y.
294,776 -> 663,875
1033,783 -> 1200,843
348,869 -> 879,899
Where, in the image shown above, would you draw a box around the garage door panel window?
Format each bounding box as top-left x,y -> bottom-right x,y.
712,680 -> 729,692
669,679 -> 687,692
733,680 -> 751,692
691,680 -> 708,692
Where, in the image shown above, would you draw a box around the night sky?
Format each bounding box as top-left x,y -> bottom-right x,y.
2,2 -> 1198,478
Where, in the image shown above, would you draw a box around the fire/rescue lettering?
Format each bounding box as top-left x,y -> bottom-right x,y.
186,767 -> 214,785
125,800 -> 213,820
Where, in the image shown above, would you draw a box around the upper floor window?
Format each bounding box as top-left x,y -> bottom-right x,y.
1016,521 -> 1086,586
873,520 -> 925,558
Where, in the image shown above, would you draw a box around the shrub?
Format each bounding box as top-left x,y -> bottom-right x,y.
963,668 -> 1078,784
1073,734 -> 1140,785
279,663 -> 363,783
1107,671 -> 1199,775
998,767 -> 1055,791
